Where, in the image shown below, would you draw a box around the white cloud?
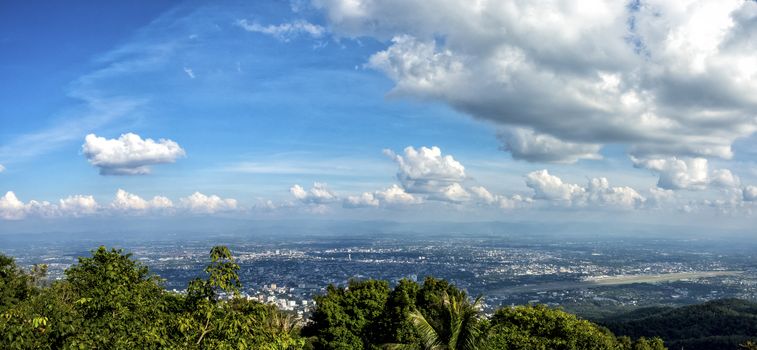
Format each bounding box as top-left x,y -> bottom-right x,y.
58,195 -> 99,217
430,183 -> 470,203
632,157 -> 709,190
237,19 -> 326,41
0,164 -> 5,173
710,169 -> 741,188
498,128 -> 602,163
585,177 -> 645,209
497,194 -> 531,209
110,189 -> 174,213
82,133 -> 186,175
317,0 -> 757,161
179,192 -> 238,214
0,190 -> 244,220
644,186 -> 676,208
374,184 -> 421,205
25,200 -> 57,218
632,157 -> 741,190
744,185 -> 757,201
183,67 -> 195,79
1,192 -> 100,220
524,170 -> 645,209
469,186 -> 496,204
343,192 -> 379,208
385,146 -> 468,202
0,191 -> 27,220
290,182 -> 338,204
525,170 -> 585,202
469,185 -> 530,209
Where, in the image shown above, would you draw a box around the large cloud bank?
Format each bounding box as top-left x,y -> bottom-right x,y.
315,0 -> 757,163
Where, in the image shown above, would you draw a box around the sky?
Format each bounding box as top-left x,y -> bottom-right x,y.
0,0 -> 756,235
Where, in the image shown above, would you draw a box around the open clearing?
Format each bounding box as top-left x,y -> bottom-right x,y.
491,271 -> 743,295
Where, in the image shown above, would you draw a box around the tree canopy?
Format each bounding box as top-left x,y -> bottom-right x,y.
0,247 -> 675,349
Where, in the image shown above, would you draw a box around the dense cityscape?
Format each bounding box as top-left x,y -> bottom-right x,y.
4,230 -> 755,320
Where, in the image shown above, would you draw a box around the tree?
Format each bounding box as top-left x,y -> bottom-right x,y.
0,255 -> 34,312
304,279 -> 391,350
1,245 -> 305,350
177,245 -> 304,349
403,292 -> 484,350
485,305 -> 624,350
63,246 -> 171,348
377,279 -> 422,347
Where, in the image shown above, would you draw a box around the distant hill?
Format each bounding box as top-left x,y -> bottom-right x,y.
600,298 -> 757,350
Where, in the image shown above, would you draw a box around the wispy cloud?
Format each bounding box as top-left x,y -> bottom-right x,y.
0,96 -> 145,164
236,19 -> 326,41
183,67 -> 195,79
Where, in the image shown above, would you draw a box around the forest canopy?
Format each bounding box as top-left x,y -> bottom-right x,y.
0,245 -> 723,350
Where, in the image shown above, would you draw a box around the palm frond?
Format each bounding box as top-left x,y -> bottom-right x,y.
409,309 -> 444,350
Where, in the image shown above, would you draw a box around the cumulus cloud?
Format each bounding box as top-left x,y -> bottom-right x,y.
498,128 -> 602,163
82,133 -> 186,175
237,19 -> 326,41
644,186 -> 676,208
0,191 -> 27,220
469,185 -> 530,209
0,190 -> 245,220
290,182 -> 338,204
525,170 -> 645,209
585,178 -> 645,209
710,169 -> 741,188
179,192 -> 238,214
58,195 -> 99,217
632,157 -> 709,190
343,192 -> 379,208
385,146 -> 469,202
0,192 -> 100,220
110,189 -> 173,212
374,184 -> 421,205
525,170 -> 585,202
632,157 -> 741,190
0,164 -> 5,173
430,183 -> 470,203
744,185 -> 757,202
316,0 -> 757,161
343,184 -> 421,209
469,186 -> 496,204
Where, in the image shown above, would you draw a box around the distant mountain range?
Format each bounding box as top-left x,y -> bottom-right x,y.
599,298 -> 757,350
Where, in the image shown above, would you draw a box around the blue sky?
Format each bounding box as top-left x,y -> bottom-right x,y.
1,0 -> 756,234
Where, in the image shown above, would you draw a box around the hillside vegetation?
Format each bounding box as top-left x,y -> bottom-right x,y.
0,245 -> 710,349
600,299 -> 757,350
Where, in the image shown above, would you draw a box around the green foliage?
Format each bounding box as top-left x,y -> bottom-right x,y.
602,298 -> 757,350
0,247 -> 706,350
485,304 -> 624,350
63,246 -> 171,348
304,279 -> 390,350
0,255 -> 34,313
406,292 -> 484,350
0,247 -> 304,350
377,279 -> 422,346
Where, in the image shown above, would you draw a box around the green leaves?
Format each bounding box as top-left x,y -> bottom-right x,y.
0,249 -> 671,350
0,246 -> 305,350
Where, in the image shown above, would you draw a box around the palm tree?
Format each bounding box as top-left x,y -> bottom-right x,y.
388,292 -> 484,350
